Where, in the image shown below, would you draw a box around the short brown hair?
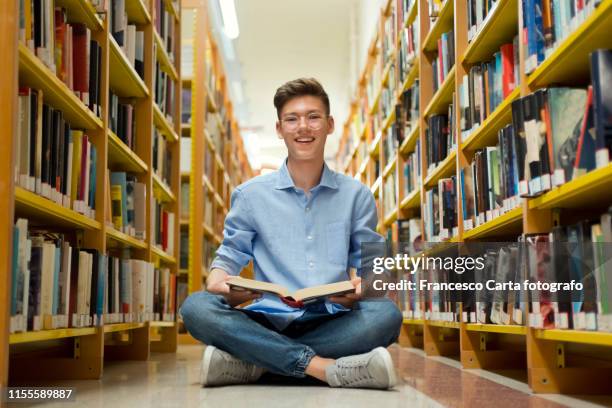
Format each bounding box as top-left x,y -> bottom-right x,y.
273,78 -> 330,118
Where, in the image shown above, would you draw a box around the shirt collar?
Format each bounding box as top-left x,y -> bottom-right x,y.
275,158 -> 338,190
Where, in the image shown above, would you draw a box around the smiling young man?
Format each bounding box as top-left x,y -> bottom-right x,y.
180,78 -> 402,389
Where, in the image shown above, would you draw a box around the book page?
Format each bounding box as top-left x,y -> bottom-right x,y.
293,281 -> 355,302
226,277 -> 288,298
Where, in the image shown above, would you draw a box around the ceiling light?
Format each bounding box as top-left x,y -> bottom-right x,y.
219,0 -> 240,39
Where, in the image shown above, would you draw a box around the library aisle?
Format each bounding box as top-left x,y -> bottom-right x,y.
2,0 -> 612,407
9,344 -> 608,408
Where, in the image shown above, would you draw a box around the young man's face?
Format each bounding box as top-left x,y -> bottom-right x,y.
276,95 -> 334,163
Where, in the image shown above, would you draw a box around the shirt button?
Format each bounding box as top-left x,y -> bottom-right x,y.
309,261 -> 314,268
307,235 -> 313,240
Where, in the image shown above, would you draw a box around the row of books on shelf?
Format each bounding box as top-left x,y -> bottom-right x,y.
466,0 -> 500,42
153,0 -> 177,63
424,176 -> 458,241
153,128 -> 174,185
154,60 -> 176,123
426,108 -> 457,173
182,87 -> 192,124
432,29 -> 454,92
107,172 -> 146,238
459,40 -> 519,139
382,81 -> 420,163
508,50 -> 610,198
16,89 -> 98,217
461,129 -> 522,231
403,146 -> 422,196
398,12 -> 419,83
9,219 -> 176,333
109,92 -> 137,150
397,208 -> 612,332
19,3 -> 104,117
180,180 -> 189,219
110,0 -> 145,78
523,0 -> 602,74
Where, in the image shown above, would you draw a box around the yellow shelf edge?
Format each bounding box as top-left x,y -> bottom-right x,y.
461,0 -> 518,64
104,322 -> 147,333
15,187 -> 101,230
462,206 -> 523,240
154,30 -> 179,82
371,176 -> 383,195
383,155 -> 397,179
154,103 -> 180,143
152,173 -> 177,203
424,149 -> 457,187
150,321 -> 175,328
152,245 -> 177,265
18,43 -> 103,130
426,320 -> 460,329
9,327 -> 97,344
533,328 -> 612,346
400,188 -> 421,210
461,87 -> 520,152
528,163 -> 612,210
106,227 -> 147,250
109,36 -> 149,98
527,1 -> 612,87
423,66 -> 456,117
465,323 -> 527,335
163,0 -> 180,21
125,0 -> 151,24
399,125 -> 420,155
107,130 -> 148,174
403,318 -> 424,325
56,0 -> 104,31
384,208 -> 398,226
422,0 -> 455,52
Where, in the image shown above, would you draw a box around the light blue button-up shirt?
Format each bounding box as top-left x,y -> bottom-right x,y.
210,159 -> 384,330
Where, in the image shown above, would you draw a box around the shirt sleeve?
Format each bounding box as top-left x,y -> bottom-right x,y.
210,188 -> 256,276
348,186 -> 385,275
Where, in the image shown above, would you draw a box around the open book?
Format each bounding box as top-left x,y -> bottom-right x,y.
227,277 -> 356,308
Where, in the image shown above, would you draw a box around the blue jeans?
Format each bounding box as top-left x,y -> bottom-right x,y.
180,291 -> 403,378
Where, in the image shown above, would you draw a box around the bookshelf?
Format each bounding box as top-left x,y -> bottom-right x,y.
178,0 -> 253,343
1,0 -> 184,382
337,0 -> 612,394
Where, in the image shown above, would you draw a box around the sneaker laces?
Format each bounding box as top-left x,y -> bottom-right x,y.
222,357 -> 256,382
336,361 -> 373,386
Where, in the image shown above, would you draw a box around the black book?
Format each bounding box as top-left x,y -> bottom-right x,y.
535,89 -> 552,191
84,249 -> 100,320
590,49 -> 612,167
41,104 -> 51,190
522,94 -> 542,195
28,237 -> 43,330
88,40 -> 99,116
511,98 -> 528,195
28,90 -> 38,184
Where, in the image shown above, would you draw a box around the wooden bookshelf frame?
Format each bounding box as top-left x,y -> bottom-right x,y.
336,0 -> 612,395
2,0 -> 185,383
178,0 -> 253,344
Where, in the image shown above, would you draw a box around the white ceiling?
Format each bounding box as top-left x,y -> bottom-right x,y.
233,0 -> 356,170
203,0 -> 387,171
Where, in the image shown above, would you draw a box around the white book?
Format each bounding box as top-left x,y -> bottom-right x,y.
77,251 -> 88,316
59,242 -> 72,317
132,260 -> 147,321
85,252 -> 93,323
134,182 -> 147,240
40,241 -> 56,328
126,25 -> 136,66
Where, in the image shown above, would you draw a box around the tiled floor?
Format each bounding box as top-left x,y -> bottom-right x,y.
8,345 -> 612,408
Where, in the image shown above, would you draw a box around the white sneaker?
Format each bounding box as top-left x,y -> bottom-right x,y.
325,347 -> 397,389
200,345 -> 265,387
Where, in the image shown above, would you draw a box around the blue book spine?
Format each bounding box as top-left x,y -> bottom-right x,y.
460,168 -> 467,220
534,0 -> 546,64
494,51 -> 502,109
553,0 -> 563,46
53,244 -> 61,315
97,255 -> 106,320
524,0 -> 537,69
11,226 -> 19,315
89,145 -> 97,210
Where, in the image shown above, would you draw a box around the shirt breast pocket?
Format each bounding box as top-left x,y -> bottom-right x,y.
325,221 -> 349,266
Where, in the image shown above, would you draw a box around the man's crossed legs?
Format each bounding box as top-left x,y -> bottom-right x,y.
180,292 -> 403,389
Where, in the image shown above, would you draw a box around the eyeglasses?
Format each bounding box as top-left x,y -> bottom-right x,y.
280,113 -> 327,131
